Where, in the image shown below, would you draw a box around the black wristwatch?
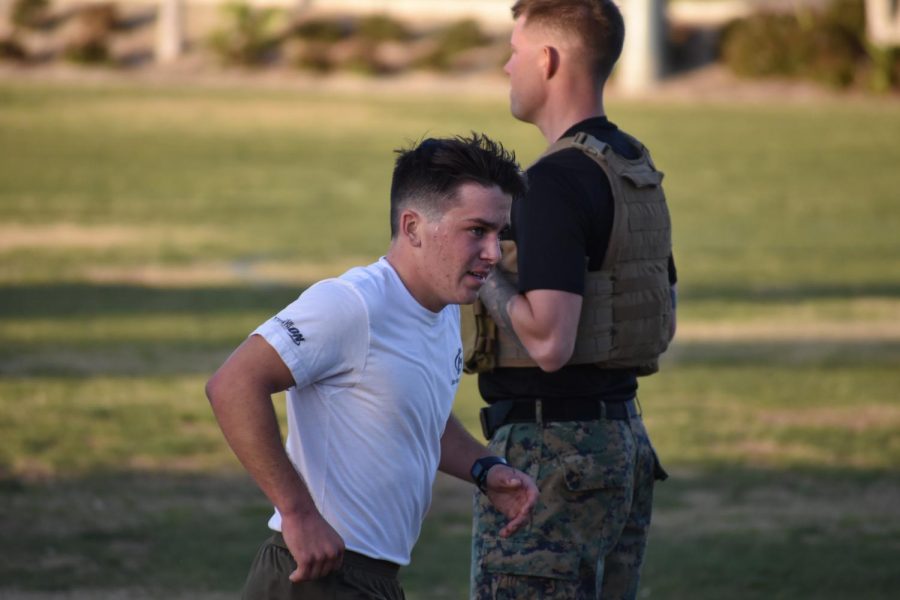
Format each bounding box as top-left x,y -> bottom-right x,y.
470,456 -> 508,493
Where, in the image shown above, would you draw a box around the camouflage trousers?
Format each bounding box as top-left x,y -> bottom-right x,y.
471,409 -> 664,600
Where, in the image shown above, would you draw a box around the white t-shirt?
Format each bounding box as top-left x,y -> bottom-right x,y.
252,258 -> 463,566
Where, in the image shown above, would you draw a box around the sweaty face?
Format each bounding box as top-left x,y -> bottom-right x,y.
418,182 -> 512,311
504,16 -> 547,124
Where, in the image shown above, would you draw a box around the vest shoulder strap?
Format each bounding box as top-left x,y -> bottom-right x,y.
540,132 -> 664,184
540,132 -> 665,271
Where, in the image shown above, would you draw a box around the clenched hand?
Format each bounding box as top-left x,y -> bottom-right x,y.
281,511 -> 346,582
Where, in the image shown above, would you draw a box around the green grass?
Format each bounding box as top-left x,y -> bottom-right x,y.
0,80 -> 898,598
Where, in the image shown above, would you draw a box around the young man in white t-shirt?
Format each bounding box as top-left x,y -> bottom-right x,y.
206,134 -> 538,600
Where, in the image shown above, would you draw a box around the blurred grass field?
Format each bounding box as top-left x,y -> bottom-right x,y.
1,80 -> 899,599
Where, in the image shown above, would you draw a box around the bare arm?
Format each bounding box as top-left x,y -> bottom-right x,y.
205,334 -> 344,581
438,414 -> 492,481
439,414 -> 538,537
479,269 -> 582,372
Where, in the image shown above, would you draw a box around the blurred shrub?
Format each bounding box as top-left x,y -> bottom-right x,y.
822,0 -> 865,38
357,14 -> 410,43
11,0 -> 49,29
720,13 -> 801,77
803,25 -> 861,88
246,13 -> 499,75
287,16 -> 349,72
62,3 -> 117,65
0,36 -> 28,61
720,0 -> 869,89
340,40 -> 387,75
209,2 -> 280,66
288,39 -> 333,72
292,17 -> 352,43
289,14 -> 408,74
417,19 -> 490,71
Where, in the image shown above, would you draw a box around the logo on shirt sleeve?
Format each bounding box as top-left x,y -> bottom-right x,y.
274,317 -> 306,346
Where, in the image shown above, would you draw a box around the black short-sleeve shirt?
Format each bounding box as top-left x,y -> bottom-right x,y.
478,117 -> 676,403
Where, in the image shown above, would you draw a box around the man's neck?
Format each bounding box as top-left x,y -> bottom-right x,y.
384,247 -> 443,313
535,85 -> 606,143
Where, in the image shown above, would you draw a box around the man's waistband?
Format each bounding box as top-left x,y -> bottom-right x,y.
480,397 -> 639,439
271,533 -> 400,578
509,397 -> 639,422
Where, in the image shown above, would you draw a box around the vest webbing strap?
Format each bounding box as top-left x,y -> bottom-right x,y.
612,274 -> 667,294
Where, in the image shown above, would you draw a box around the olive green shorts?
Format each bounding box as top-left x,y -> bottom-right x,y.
241,533 -> 405,600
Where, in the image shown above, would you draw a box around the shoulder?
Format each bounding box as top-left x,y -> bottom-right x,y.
519,153 -> 600,218
528,148 -> 608,193
528,149 -> 587,179
300,277 -> 367,317
277,276 -> 370,343
335,260 -> 399,316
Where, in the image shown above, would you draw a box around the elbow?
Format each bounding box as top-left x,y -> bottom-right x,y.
205,371 -> 226,409
529,338 -> 575,373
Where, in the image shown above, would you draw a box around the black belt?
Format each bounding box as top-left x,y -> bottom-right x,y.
480,398 -> 639,439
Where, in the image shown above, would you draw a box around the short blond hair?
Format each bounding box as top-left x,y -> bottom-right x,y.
512,0 -> 625,82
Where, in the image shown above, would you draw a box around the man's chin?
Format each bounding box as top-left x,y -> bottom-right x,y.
509,105 -> 532,124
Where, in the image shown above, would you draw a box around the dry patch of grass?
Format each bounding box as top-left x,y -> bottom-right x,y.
677,319 -> 900,342
82,256 -> 374,287
0,223 -> 218,251
758,404 -> 900,433
44,94 -> 401,133
726,438 -> 844,467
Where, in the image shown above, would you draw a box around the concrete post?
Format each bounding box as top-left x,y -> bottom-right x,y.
866,0 -> 900,46
156,0 -> 185,63
618,0 -> 666,95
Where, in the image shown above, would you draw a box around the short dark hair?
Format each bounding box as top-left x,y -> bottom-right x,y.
389,133 -> 525,238
512,0 -> 625,83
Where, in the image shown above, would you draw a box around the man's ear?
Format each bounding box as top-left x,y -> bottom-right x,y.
399,209 -> 423,247
542,45 -> 560,79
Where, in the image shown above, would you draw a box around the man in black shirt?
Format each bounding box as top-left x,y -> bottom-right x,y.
470,2 -> 677,598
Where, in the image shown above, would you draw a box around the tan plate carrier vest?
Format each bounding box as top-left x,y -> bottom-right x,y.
462,131 -> 673,376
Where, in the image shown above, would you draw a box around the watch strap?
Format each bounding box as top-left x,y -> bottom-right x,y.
471,456 -> 508,493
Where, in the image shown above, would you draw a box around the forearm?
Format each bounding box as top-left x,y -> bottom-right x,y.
477,270 -> 548,358
479,270 -> 581,372
206,380 -> 317,518
438,414 -> 492,483
207,336 -> 343,582
478,269 -> 519,341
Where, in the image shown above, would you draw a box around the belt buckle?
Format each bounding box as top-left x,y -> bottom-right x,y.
598,400 -> 607,420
